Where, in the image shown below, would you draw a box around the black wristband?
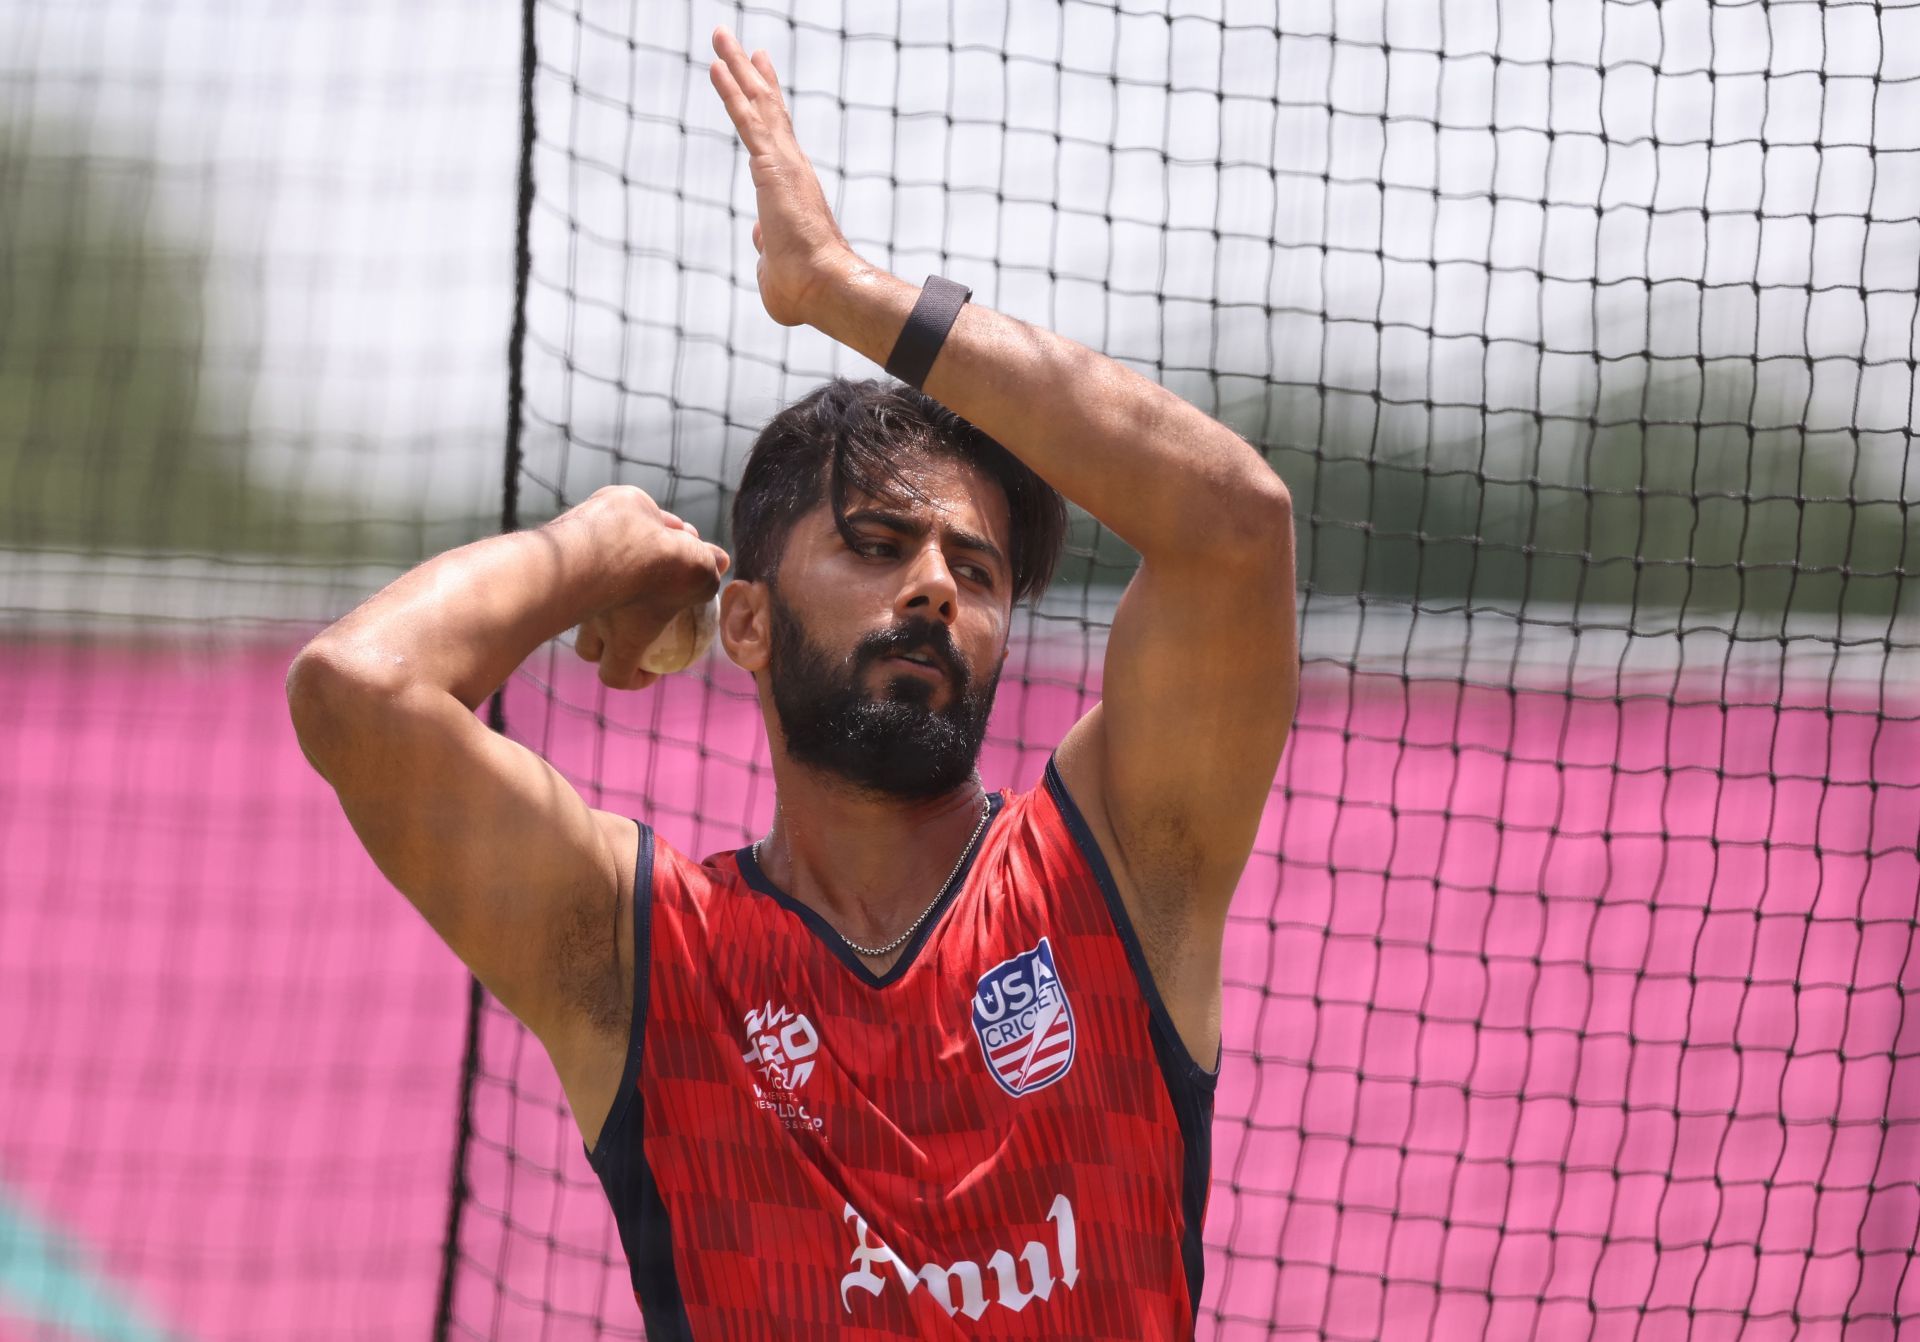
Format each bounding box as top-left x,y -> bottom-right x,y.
884,275 -> 971,390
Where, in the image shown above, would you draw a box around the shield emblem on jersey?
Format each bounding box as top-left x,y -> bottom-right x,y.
971,937 -> 1076,1097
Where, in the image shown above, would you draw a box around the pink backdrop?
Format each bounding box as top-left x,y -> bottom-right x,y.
4,641 -> 1915,1340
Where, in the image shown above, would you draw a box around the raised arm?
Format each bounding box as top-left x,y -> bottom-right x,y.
285,486 -> 727,1137
710,29 -> 1298,1061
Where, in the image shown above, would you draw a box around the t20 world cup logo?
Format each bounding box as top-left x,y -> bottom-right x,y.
971,937 -> 1076,1097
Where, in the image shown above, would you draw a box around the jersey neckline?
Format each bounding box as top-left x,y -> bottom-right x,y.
733,789 -> 1008,988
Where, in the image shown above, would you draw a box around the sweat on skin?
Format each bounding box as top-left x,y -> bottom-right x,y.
283,21 -> 1298,1336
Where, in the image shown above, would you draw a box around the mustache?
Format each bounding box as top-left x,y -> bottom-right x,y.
854,618 -> 969,689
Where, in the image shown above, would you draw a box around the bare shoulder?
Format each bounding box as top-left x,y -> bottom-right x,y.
1051,711 -> 1224,1068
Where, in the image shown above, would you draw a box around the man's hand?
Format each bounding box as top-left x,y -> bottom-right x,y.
566,488 -> 730,691
708,25 -> 860,327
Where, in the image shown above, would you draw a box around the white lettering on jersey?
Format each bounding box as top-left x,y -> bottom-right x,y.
741,1001 -> 824,1132
838,1194 -> 1080,1320
971,938 -> 1076,1095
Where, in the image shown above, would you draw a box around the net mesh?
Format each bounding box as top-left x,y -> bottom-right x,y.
3,1 -> 1916,1340
0,1 -> 515,1337
452,2 -> 1919,1338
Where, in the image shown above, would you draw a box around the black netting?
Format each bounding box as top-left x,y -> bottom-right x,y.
1,2 -> 516,1338
5,2 -> 1915,1340
453,3 -> 1917,1338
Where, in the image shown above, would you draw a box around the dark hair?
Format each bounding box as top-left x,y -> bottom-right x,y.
729,377 -> 1067,605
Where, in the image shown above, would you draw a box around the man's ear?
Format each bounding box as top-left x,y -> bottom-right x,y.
719,579 -> 771,673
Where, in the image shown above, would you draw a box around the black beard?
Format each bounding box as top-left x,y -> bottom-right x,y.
766,588 -> 999,801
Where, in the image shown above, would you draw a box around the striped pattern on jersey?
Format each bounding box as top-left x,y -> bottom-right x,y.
985,1005 -> 1071,1092
587,757 -> 1216,1340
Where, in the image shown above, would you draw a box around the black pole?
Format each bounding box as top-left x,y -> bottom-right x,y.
430,976 -> 487,1341
431,0 -> 537,1336
495,0 -> 535,547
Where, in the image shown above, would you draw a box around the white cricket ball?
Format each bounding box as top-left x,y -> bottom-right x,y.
638,594 -> 720,675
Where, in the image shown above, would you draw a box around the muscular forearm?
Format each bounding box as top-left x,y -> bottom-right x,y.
806,259 -> 1290,564
291,489 -> 661,712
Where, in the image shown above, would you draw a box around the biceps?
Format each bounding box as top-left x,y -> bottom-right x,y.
315,683 -> 620,1035
1096,552 -> 1298,883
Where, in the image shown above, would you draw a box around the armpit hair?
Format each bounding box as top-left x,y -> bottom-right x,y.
551,889 -> 630,1042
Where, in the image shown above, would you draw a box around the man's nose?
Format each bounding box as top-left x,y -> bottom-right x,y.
896,543 -> 958,625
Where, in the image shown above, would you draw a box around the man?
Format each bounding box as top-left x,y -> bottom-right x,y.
286,26 -> 1296,1339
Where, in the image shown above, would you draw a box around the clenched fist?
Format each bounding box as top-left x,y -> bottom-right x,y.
568,486 -> 730,691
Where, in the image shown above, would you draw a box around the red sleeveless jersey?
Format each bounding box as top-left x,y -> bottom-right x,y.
587,758 -> 1215,1340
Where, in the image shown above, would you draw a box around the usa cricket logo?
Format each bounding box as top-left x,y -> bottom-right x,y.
971,937 -> 1076,1097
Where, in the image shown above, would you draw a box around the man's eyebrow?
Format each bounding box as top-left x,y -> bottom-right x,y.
842,508 -> 1007,571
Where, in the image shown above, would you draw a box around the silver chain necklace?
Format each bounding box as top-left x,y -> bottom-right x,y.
753,793 -> 990,959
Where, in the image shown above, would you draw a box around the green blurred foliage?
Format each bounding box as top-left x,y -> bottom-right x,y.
4,127 -> 1909,620
0,128 -> 405,561
1237,365 -> 1914,620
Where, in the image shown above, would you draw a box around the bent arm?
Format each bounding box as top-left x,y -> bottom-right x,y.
808,266 -> 1298,911
285,487 -> 722,1049
811,264 -> 1291,572
709,27 -> 1295,1059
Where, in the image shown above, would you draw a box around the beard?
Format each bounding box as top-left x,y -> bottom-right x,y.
766,587 -> 1000,801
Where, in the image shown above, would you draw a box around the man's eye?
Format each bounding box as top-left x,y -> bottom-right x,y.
957,564 -> 992,586
855,539 -> 896,558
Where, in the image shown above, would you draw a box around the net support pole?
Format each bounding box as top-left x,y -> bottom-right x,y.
431,0 -> 537,1336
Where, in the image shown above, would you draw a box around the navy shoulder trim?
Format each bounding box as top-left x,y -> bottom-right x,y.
1041,758 -> 1221,1086
590,821 -> 654,1165
584,822 -> 694,1340
1043,755 -> 1217,1322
